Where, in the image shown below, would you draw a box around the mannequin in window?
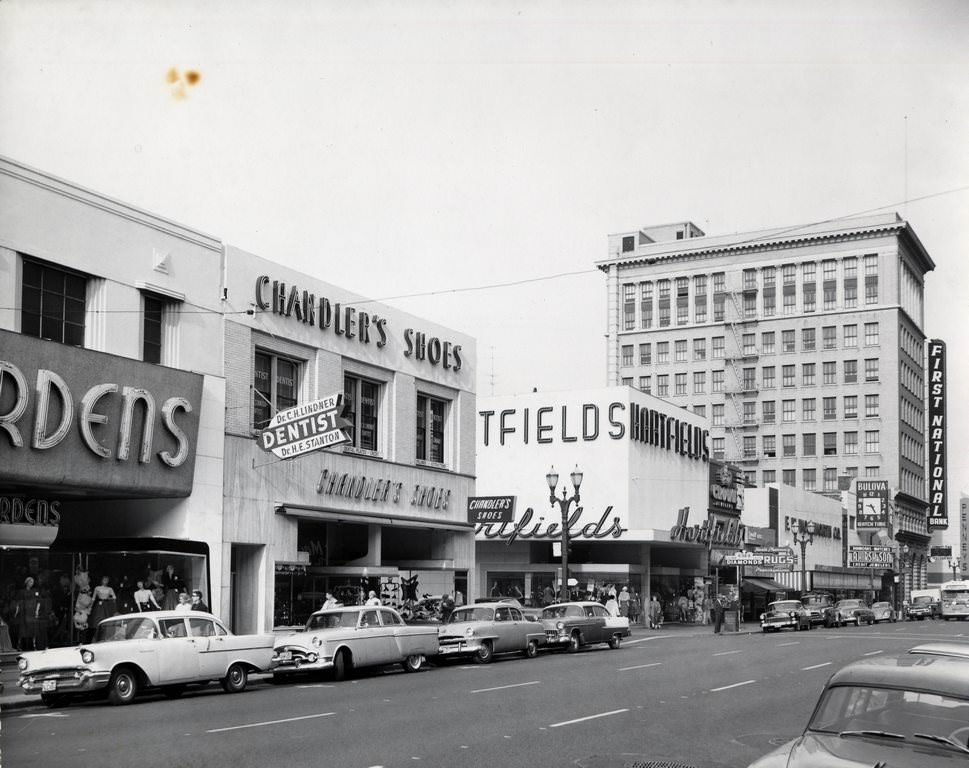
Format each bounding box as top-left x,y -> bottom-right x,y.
88,576 -> 118,629
161,564 -> 183,610
134,580 -> 161,612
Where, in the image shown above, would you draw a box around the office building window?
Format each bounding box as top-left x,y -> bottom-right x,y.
782,330 -> 795,353
844,396 -> 858,419
639,343 -> 651,365
621,345 -> 634,367
783,399 -> 796,422
864,254 -> 878,305
823,361 -> 837,385
657,374 -> 669,397
823,432 -> 837,456
802,363 -> 816,386
823,397 -> 837,420
782,365 -> 795,387
844,465 -> 858,482
763,435 -> 776,458
674,373 -> 687,396
344,374 -> 380,451
762,366 -> 775,388
865,394 -> 879,417
844,324 -> 857,348
822,326 -> 837,349
639,376 -> 651,394
656,342 -> 670,364
623,284 -> 636,330
802,328 -> 815,351
676,277 -> 689,325
844,360 -> 857,384
742,367 -> 756,390
864,322 -> 879,346
803,263 -> 816,312
712,370 -> 724,393
844,431 -> 858,455
693,371 -> 706,394
712,437 -> 725,460
693,405 -> 706,418
761,331 -> 775,354
865,465 -> 880,478
712,336 -> 725,359
844,257 -> 858,308
762,400 -> 776,424
782,469 -> 796,487
742,333 -> 756,355
803,469 -> 817,491
743,401 -> 756,423
621,377 -> 633,387
693,338 -> 706,361
641,282 -> 653,328
254,351 -> 300,431
416,394 -> 447,463
763,469 -> 776,485
712,403 -> 724,426
713,292 -> 725,322
21,257 -> 87,346
803,432 -> 816,456
658,280 -> 671,327
744,292 -> 757,318
143,295 -> 164,364
864,358 -> 879,382
802,398 -> 816,421
822,259 -> 837,309
675,339 -> 687,362
783,434 -> 796,457
743,435 -> 756,458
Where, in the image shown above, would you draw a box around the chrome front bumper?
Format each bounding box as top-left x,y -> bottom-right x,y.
19,668 -> 111,695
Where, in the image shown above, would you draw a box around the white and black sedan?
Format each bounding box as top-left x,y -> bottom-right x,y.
760,600 -> 812,632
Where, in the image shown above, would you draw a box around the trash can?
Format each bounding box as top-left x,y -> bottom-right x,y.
722,609 -> 741,633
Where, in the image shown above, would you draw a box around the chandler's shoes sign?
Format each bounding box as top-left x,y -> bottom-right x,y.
259,394 -> 351,460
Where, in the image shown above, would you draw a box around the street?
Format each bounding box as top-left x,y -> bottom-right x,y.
3,620 -> 967,768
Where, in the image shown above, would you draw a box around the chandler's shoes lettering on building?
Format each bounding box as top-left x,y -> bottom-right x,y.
0,329 -> 202,497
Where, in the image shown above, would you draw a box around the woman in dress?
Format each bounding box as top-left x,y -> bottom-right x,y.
161,564 -> 183,610
88,575 -> 118,629
133,580 -> 161,611
15,577 -> 43,651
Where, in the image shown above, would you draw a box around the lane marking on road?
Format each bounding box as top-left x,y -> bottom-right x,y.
863,650 -> 883,656
18,712 -> 69,718
550,708 -> 629,728
709,680 -> 756,692
297,684 -> 334,689
470,681 -> 541,694
207,712 -> 336,733
778,642 -> 800,647
624,636 -> 659,645
617,662 -> 663,671
802,662 -> 832,670
713,649 -> 744,657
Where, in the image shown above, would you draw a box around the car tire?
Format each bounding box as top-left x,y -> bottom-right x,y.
474,641 -> 494,664
333,649 -> 351,680
524,639 -> 539,659
401,654 -> 424,673
608,634 -> 622,650
220,663 -> 248,694
162,684 -> 186,699
40,693 -> 70,708
567,632 -> 582,653
107,666 -> 139,706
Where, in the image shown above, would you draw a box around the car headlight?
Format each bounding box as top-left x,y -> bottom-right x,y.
80,648 -> 95,664
17,657 -> 27,671
788,612 -> 796,618
311,636 -> 322,648
759,614 -> 765,620
465,627 -> 475,637
307,653 -> 318,663
556,621 -> 565,631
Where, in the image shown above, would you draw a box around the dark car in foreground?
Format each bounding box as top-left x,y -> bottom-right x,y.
760,600 -> 812,633
539,601 -> 630,651
908,641 -> 969,660
747,654 -> 969,767
830,599 -> 875,627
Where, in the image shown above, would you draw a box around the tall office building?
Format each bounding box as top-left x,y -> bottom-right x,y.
597,213 -> 935,578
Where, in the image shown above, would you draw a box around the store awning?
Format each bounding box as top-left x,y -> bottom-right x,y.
742,577 -> 790,593
275,504 -> 476,533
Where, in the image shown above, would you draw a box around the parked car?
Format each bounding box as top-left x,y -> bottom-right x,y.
539,601 -> 630,651
800,592 -> 836,626
747,654 -> 969,766
17,611 -> 275,707
271,605 -> 437,681
908,642 -> 969,660
437,602 -> 545,663
906,594 -> 940,621
760,600 -> 812,633
829,599 -> 875,627
870,601 -> 897,623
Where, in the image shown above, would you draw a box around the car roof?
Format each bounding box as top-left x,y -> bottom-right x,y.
907,642 -> 969,659
102,610 -> 218,621
457,602 -> 505,609
543,601 -> 603,608
827,655 -> 969,699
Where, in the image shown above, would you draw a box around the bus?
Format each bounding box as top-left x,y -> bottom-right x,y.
939,580 -> 969,620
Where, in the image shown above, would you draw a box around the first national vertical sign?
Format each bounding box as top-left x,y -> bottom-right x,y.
259,394 -> 350,460
927,339 -> 948,529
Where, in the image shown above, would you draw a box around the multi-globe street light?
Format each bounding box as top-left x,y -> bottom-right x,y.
546,464 -> 582,600
791,519 -> 816,594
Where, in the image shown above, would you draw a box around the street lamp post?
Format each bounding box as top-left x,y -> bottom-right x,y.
899,544 -> 911,613
546,464 -> 582,600
791,520 -> 816,595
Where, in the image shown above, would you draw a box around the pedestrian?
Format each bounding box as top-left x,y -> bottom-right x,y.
365,590 -> 381,606
440,593 -> 455,622
175,591 -> 193,612
604,593 -> 620,617
649,594 -> 662,629
713,595 -> 725,634
190,589 -> 209,612
703,593 -> 713,625
618,586 -> 630,617
322,592 -> 339,610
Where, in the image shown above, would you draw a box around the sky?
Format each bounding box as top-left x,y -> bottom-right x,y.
1,0 -> 967,528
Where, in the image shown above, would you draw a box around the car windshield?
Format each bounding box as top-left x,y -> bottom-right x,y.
942,588 -> 969,599
873,603 -> 889,609
542,605 -> 582,620
769,602 -> 802,612
93,616 -> 157,642
307,610 -> 360,630
448,607 -> 494,623
913,596 -> 934,604
808,684 -> 969,751
838,600 -> 861,608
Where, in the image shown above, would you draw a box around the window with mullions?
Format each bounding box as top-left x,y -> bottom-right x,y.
253,351 -> 300,430
143,295 -> 164,364
21,257 -> 87,346
416,394 -> 447,464
344,375 -> 380,451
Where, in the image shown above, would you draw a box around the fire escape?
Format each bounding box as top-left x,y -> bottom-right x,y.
722,274 -> 759,466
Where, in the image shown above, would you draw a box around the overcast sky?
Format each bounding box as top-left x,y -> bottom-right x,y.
1,0 -> 967,526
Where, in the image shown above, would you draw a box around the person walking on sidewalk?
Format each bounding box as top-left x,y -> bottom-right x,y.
713,595 -> 725,634
648,594 -> 663,629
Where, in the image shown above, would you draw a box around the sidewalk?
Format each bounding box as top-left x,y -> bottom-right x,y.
0,620 -> 752,713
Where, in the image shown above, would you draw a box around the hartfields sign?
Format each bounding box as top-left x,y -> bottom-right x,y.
259,395 -> 350,459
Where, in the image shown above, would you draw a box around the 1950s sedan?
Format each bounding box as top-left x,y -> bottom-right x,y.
17,611 -> 275,707
539,601 -> 630,651
760,600 -> 812,633
271,606 -> 438,681
437,602 -> 546,663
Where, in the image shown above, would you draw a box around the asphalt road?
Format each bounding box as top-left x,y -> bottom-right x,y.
3,620 -> 967,768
